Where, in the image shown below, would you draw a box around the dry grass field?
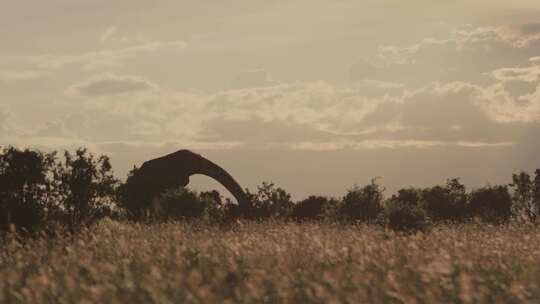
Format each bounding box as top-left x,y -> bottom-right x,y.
1,220 -> 540,303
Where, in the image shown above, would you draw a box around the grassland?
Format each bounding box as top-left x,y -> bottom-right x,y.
1,220 -> 540,303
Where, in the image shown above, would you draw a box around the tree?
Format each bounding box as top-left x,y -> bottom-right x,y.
509,172 -> 535,221
53,148 -> 118,229
423,178 -> 468,221
151,187 -> 205,220
533,169 -> 540,221
293,196 -> 337,221
116,166 -> 146,219
339,178 -> 384,223
0,147 -> 56,232
469,185 -> 512,224
246,182 -> 293,219
384,188 -> 427,232
200,190 -> 228,221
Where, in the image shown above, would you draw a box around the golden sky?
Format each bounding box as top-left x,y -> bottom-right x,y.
1,0 -> 540,197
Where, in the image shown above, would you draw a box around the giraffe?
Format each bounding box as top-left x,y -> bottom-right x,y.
120,150 -> 250,217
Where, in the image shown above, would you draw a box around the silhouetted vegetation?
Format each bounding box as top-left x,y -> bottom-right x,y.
245,182 -> 294,220
510,171 -> 540,221
52,148 -> 118,231
293,196 -> 338,221
0,147 -> 56,232
339,179 -> 384,223
0,147 -> 117,234
151,188 -> 205,221
384,188 -> 427,232
2,146 -> 540,234
423,178 -> 468,222
116,166 -> 150,220
469,185 -> 512,224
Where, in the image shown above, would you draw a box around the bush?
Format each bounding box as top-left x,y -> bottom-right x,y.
116,166 -> 149,219
246,182 -> 294,219
384,188 -> 427,232
0,147 -> 119,233
293,196 -> 338,221
534,169 -> 540,220
469,185 -> 512,224
423,178 -> 468,222
52,148 -> 118,230
199,190 -> 229,222
0,147 -> 56,232
509,171 -> 537,221
151,188 -> 205,220
339,179 -> 384,223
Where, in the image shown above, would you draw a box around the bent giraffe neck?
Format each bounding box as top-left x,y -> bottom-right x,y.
195,158 -> 250,208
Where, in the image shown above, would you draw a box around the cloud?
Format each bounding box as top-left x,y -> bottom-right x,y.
230,69 -> 279,89
480,83 -> 540,123
371,25 -> 540,86
0,107 -> 13,134
56,79 -> 530,150
99,26 -> 146,44
67,73 -> 159,97
6,23 -> 537,155
0,69 -> 53,82
521,23 -> 540,35
0,107 -> 21,144
100,26 -> 118,43
490,61 -> 540,97
267,140 -> 513,151
492,63 -> 540,82
8,40 -> 186,71
478,59 -> 540,123
386,25 -> 540,60
363,25 -> 540,126
56,82 -> 381,147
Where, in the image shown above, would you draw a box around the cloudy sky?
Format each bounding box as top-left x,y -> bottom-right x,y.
2,0 -> 540,198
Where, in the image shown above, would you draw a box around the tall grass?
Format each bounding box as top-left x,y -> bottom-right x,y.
1,220 -> 540,303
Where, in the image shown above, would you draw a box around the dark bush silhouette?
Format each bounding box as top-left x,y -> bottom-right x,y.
0,147 -> 56,232
385,188 -> 427,232
151,187 -> 205,220
534,169 -> 540,220
0,147 -> 120,233
199,190 -> 229,221
469,185 -> 512,224
339,179 -> 384,223
53,148 -> 118,230
3,144 -> 540,230
116,166 -> 148,219
423,178 -> 468,222
509,171 -> 537,221
293,196 -> 338,221
246,182 -> 293,219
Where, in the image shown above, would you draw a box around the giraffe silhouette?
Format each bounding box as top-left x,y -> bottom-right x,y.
121,150 -> 250,217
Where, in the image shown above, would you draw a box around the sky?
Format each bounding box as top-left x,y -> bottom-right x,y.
1,0 -> 540,199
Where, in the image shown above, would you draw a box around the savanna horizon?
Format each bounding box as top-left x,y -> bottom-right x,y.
3,1 -> 540,302
2,1 -> 540,199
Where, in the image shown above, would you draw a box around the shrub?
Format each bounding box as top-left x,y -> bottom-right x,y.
339,179 -> 384,223
509,171 -> 537,221
293,196 -> 338,221
152,188 -> 205,220
52,148 -> 118,230
0,147 -> 56,232
116,166 -> 148,219
199,190 -> 228,222
423,178 -> 468,222
534,169 -> 540,220
469,185 -> 512,224
246,182 -> 293,219
384,188 -> 427,232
